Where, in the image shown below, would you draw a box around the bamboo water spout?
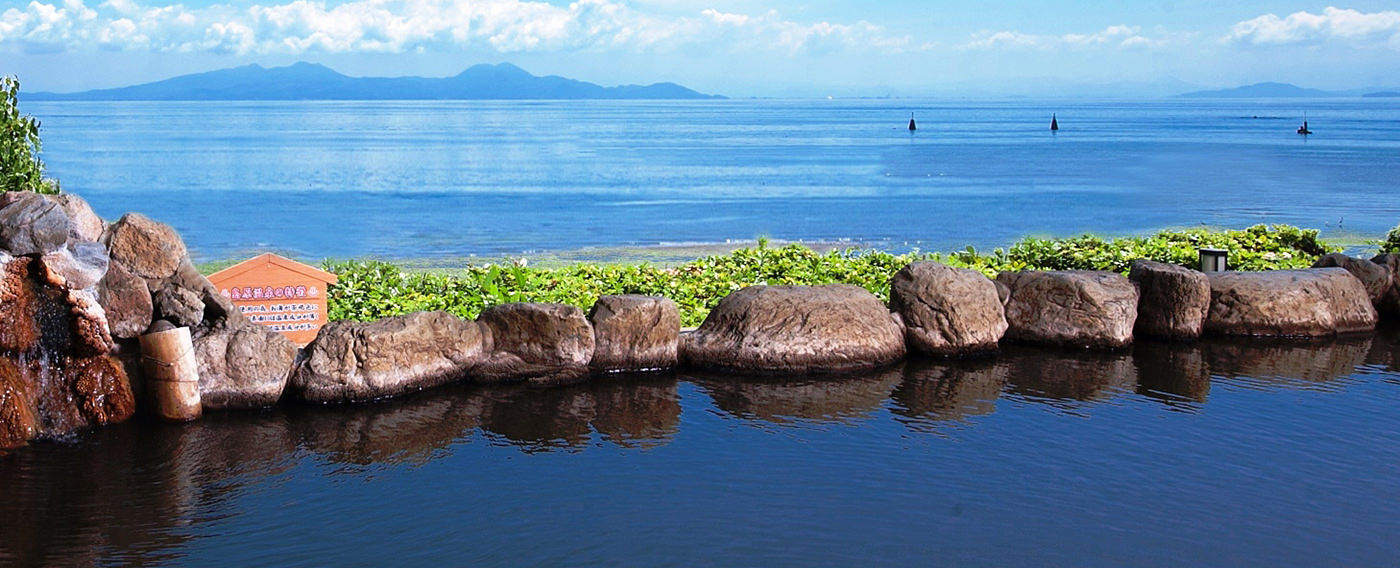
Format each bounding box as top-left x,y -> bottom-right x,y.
139,323 -> 202,422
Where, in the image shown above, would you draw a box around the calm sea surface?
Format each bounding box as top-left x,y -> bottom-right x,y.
3,329 -> 1400,565
27,98 -> 1400,262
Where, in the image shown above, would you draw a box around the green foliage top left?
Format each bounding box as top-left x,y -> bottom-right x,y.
1,76 -> 58,194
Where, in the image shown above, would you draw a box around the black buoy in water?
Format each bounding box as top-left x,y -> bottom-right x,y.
1050,114 -> 1059,132
908,113 -> 917,131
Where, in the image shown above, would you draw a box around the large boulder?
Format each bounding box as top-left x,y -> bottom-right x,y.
1313,253 -> 1391,310
290,311 -> 489,403
682,284 -> 906,374
0,191 -> 71,256
1128,260 -> 1210,340
103,213 -> 186,281
1205,268 -> 1377,337
1371,254 -> 1400,317
45,193 -> 105,242
997,270 -> 1139,349
588,295 -> 679,373
889,262 -> 1007,356
474,303 -> 595,385
97,260 -> 154,340
192,316 -> 298,410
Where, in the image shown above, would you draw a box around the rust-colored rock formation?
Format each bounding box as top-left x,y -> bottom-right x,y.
1,254 -> 133,451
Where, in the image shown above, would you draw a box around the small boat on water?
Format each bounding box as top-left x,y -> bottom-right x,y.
1050,114 -> 1059,132
908,113 -> 917,131
1297,120 -> 1312,135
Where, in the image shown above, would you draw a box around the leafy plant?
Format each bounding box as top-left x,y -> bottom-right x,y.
324,224 -> 1336,327
1382,223 -> 1400,254
1,76 -> 58,194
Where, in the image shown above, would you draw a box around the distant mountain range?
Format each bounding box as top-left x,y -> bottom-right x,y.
25,62 -> 723,101
1178,82 -> 1400,98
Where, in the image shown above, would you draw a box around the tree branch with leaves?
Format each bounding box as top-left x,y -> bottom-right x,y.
1,76 -> 59,194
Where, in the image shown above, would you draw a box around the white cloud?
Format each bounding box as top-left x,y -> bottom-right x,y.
959,24 -> 1172,51
0,0 -> 918,57
1226,6 -> 1400,48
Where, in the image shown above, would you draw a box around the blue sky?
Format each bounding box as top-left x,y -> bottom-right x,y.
3,0 -> 1399,96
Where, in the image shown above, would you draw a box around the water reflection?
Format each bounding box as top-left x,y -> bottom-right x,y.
1365,323 -> 1400,378
1133,342 -> 1211,405
890,357 -> 1004,432
476,374 -> 681,452
0,414 -> 296,566
0,376 -> 684,562
3,333 -> 1397,564
287,391 -> 488,466
689,366 -> 902,424
1001,346 -> 1138,404
1202,335 -> 1372,390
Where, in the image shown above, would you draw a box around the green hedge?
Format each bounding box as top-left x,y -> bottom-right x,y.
325,225 -> 1335,327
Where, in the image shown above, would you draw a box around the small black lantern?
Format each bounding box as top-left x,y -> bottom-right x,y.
1199,248 -> 1227,272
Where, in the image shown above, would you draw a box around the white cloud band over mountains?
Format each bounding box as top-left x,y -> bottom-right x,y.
0,0 -> 916,56
7,0 -> 1396,58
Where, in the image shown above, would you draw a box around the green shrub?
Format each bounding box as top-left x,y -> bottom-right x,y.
325,225 -> 1335,327
1,76 -> 58,194
1383,224 -> 1400,254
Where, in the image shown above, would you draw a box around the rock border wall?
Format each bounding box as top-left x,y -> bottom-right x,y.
2,193 -> 1395,449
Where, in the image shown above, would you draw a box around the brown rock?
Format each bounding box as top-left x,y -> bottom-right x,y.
104,213 -> 187,280
45,193 -> 105,242
1371,254 -> 1400,317
588,295 -> 679,373
474,303 -> 595,386
1313,253 -> 1391,310
153,285 -> 204,328
291,311 -> 489,403
1129,260 -> 1210,340
0,253 -> 40,353
162,258 -> 236,323
192,317 -> 298,410
0,191 -> 71,256
0,253 -> 133,451
890,261 -> 1007,356
682,284 -> 906,374
997,270 -> 1139,348
1205,268 -> 1377,337
97,260 -> 154,340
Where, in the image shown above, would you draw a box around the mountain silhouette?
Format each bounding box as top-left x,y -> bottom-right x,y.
1176,82 -> 1336,98
25,62 -> 723,101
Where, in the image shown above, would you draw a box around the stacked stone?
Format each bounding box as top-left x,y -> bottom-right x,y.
7,189 -> 1400,441
1,192 -> 132,450
98,212 -> 297,410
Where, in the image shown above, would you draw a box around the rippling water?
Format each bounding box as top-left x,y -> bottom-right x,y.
28,98 -> 1400,261
4,327 -> 1400,566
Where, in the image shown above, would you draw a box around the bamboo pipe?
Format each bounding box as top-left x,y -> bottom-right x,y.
139,324 -> 202,422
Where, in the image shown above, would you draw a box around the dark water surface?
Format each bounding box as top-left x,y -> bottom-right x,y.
28,99 -> 1400,262
4,327 -> 1400,566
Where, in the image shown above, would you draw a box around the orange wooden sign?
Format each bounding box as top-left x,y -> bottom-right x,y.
207,253 -> 338,346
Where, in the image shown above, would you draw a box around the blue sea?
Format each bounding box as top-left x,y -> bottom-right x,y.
28,98 -> 1400,262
